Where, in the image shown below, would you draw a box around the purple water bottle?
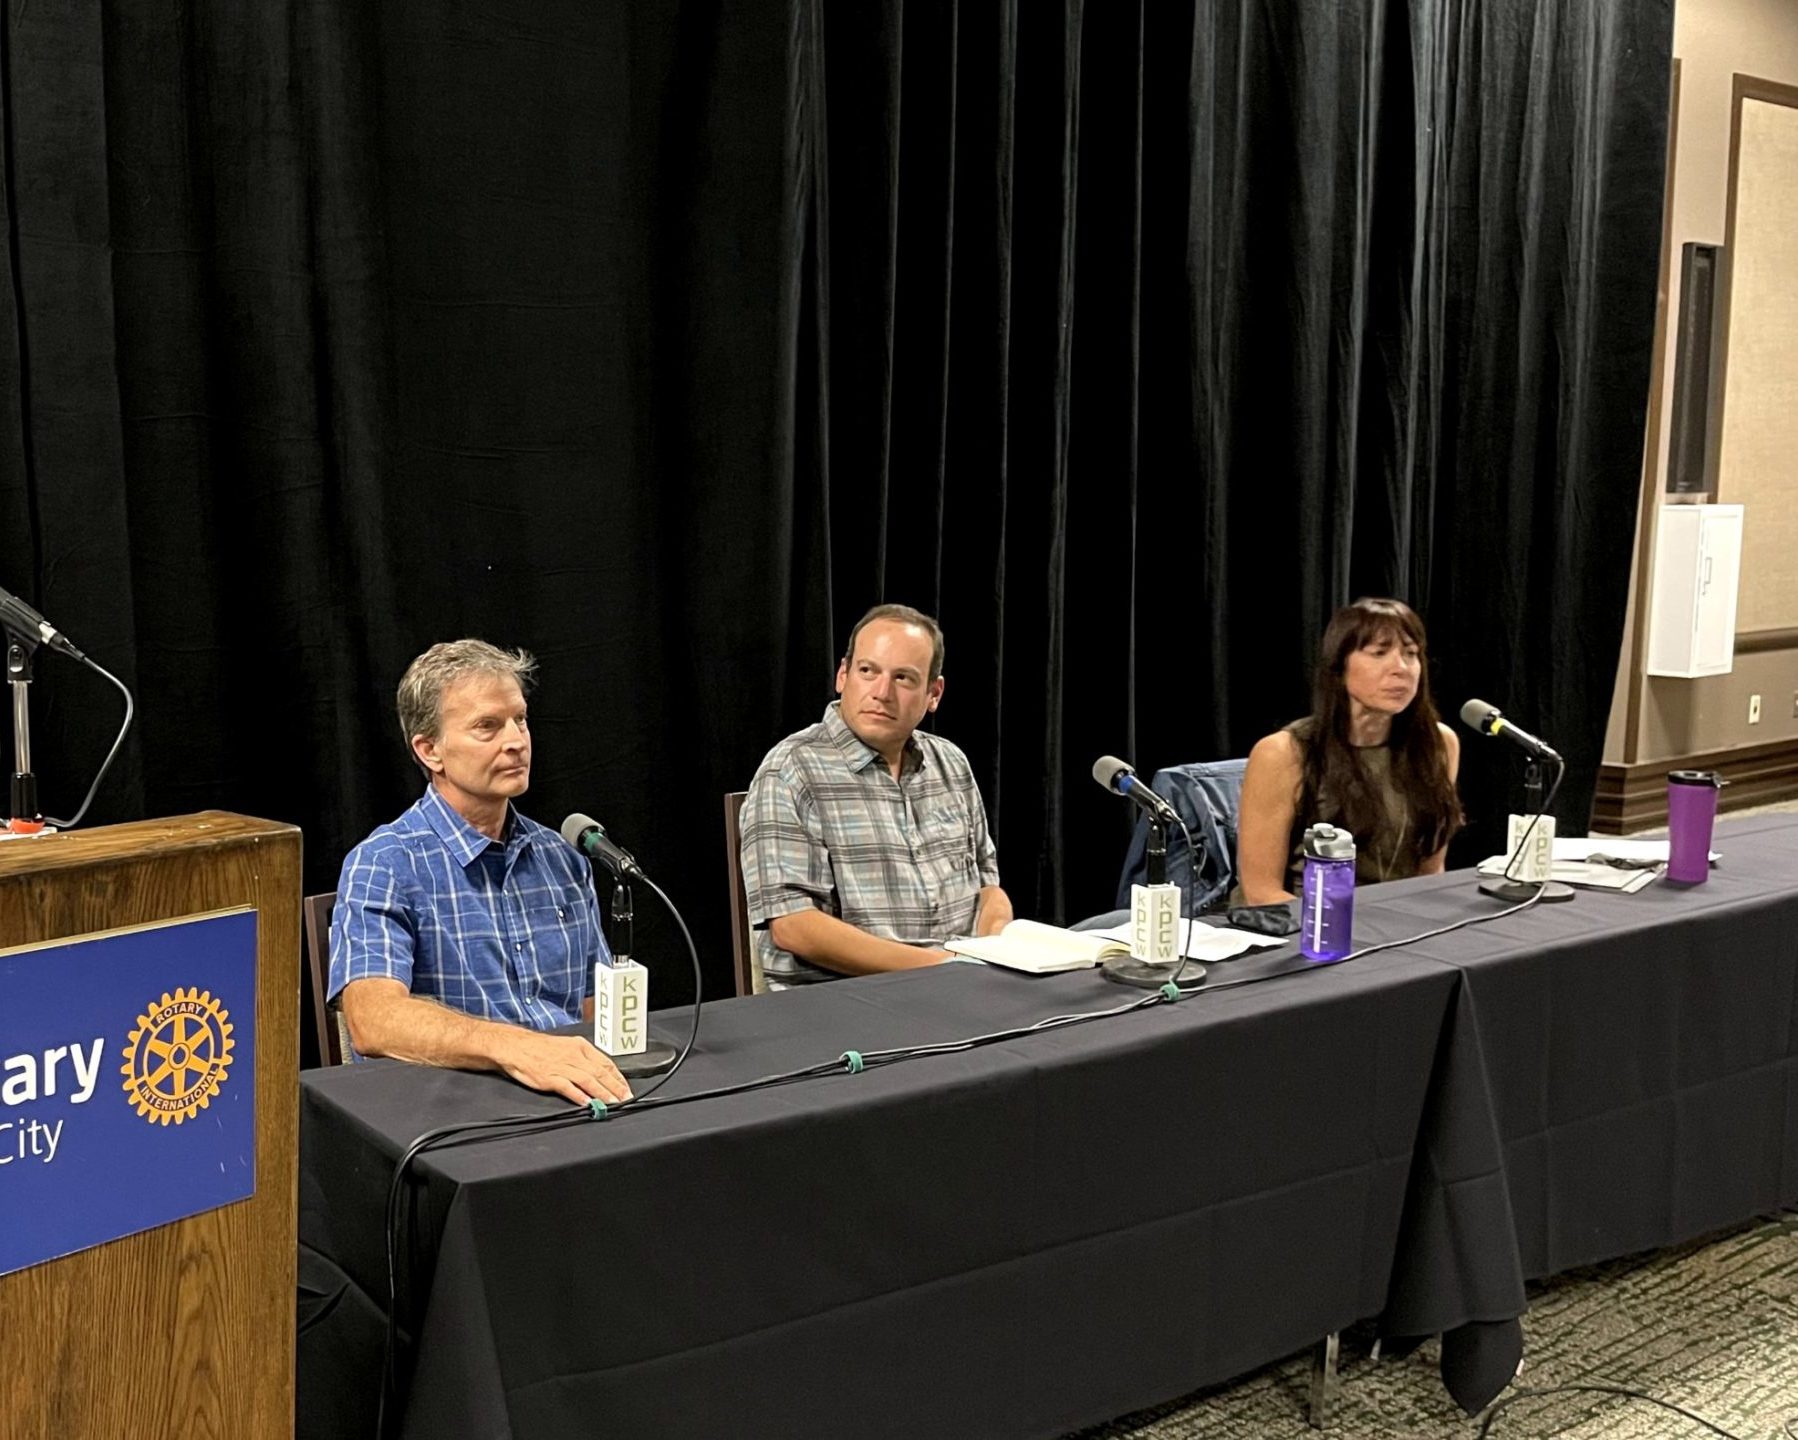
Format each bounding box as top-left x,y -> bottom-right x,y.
1666,770 -> 1722,884
1299,823 -> 1357,962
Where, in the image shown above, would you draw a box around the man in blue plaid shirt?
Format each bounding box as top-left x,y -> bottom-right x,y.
329,639 -> 630,1104
740,604 -> 1013,987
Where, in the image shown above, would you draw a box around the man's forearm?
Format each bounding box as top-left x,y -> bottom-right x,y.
345,985 -> 528,1072
767,908 -> 947,976
973,885 -> 1012,936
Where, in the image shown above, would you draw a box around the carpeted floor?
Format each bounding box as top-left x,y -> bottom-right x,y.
1076,799 -> 1798,1440
1073,1210 -> 1798,1439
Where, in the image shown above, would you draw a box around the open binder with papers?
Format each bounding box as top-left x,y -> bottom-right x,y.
946,917 -> 1284,974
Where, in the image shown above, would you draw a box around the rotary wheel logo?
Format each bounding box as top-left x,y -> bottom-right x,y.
120,988 -> 235,1126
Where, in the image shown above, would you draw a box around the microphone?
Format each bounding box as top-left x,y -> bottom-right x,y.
0,583 -> 83,660
1092,755 -> 1179,824
1459,699 -> 1561,763
560,812 -> 643,877
560,812 -> 680,1078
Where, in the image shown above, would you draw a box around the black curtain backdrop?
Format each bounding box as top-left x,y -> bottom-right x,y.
0,1 -> 1671,1015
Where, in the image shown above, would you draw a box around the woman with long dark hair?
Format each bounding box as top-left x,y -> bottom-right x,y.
1235,598 -> 1463,904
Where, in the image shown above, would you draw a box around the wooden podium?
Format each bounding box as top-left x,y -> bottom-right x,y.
0,812 -> 300,1440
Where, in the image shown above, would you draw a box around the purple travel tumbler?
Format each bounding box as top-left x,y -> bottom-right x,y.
1665,770 -> 1722,884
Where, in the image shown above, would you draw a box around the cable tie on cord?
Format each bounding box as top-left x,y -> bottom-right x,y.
1159,981 -> 1183,1001
586,1099 -> 609,1119
840,1050 -> 865,1074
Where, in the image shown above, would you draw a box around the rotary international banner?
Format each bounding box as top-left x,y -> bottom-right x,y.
0,909 -> 258,1278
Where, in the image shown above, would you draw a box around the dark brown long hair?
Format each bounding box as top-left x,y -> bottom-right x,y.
1295,598 -> 1462,864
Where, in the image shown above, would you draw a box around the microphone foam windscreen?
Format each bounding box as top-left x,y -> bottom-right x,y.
1459,699 -> 1500,732
1092,755 -> 1130,790
560,813 -> 599,849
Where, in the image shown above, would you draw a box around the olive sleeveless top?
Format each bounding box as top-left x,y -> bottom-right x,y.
1281,718 -> 1417,891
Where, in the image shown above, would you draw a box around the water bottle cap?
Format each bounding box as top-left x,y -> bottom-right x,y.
1668,770 -> 1725,788
1302,823 -> 1357,860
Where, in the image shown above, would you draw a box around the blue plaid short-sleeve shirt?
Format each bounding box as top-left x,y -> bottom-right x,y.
328,786 -> 609,1034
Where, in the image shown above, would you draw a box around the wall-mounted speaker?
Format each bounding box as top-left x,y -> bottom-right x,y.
1667,242 -> 1721,495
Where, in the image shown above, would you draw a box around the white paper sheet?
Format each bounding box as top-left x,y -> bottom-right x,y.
1087,918 -> 1287,963
1550,838 -> 1719,865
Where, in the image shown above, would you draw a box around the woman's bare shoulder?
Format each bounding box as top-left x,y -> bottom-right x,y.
1248,728 -> 1302,773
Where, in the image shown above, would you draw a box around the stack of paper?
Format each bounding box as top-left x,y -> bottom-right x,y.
1475,856 -> 1659,893
1550,838 -> 1719,865
1476,837 -> 1719,894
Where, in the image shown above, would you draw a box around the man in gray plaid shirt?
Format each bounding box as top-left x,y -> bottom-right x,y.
740,604 -> 1013,987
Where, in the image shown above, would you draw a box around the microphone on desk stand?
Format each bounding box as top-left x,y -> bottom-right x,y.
1091,757 -> 1205,990
2,579 -> 135,836
1459,700 -> 1575,905
561,813 -> 683,1077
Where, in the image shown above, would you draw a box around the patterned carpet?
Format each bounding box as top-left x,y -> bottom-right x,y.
1070,1209 -> 1798,1439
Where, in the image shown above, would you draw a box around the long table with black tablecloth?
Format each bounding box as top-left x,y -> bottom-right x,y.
298,950 -> 1492,1438
1394,812 -> 1798,1285
296,815 -> 1798,1440
1331,813 -> 1798,1407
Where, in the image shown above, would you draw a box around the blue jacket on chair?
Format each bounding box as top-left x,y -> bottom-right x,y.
1113,759 -> 1249,915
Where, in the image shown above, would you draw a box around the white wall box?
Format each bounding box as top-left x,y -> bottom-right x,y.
1647,503 -> 1744,678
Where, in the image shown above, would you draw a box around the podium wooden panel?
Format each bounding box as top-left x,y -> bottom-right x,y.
0,812 -> 300,1440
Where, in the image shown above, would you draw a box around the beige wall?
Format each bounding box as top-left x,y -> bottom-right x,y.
1605,0 -> 1798,766
1715,96 -> 1798,631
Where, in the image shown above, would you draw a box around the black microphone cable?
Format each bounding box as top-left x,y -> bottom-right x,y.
1177,756 -> 1568,995
2,624 -> 134,831
44,652 -> 135,830
1475,1382 -> 1748,1439
618,871 -> 702,1104
374,860 -> 704,1439
1496,756 -> 1563,889
1165,809 -> 1203,988
372,955 -> 1200,1440
375,1105 -> 598,1439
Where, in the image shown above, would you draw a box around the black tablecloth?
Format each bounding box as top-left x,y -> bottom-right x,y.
1403,813 -> 1798,1280
297,816 -> 1798,1440
1298,812 -> 1798,1409
301,953 -> 1484,1438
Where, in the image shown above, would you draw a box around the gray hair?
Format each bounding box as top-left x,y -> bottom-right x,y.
396,639 -> 538,773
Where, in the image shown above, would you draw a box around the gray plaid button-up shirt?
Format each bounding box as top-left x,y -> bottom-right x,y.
740,702 -> 1001,986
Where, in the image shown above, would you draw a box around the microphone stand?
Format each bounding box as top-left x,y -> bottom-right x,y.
610,876 -> 633,959
6,637 -> 46,834
1478,756 -> 1574,904
1103,814 -> 1206,989
603,876 -> 679,1077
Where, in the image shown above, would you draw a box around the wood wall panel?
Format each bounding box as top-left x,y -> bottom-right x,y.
1592,737 -> 1798,832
